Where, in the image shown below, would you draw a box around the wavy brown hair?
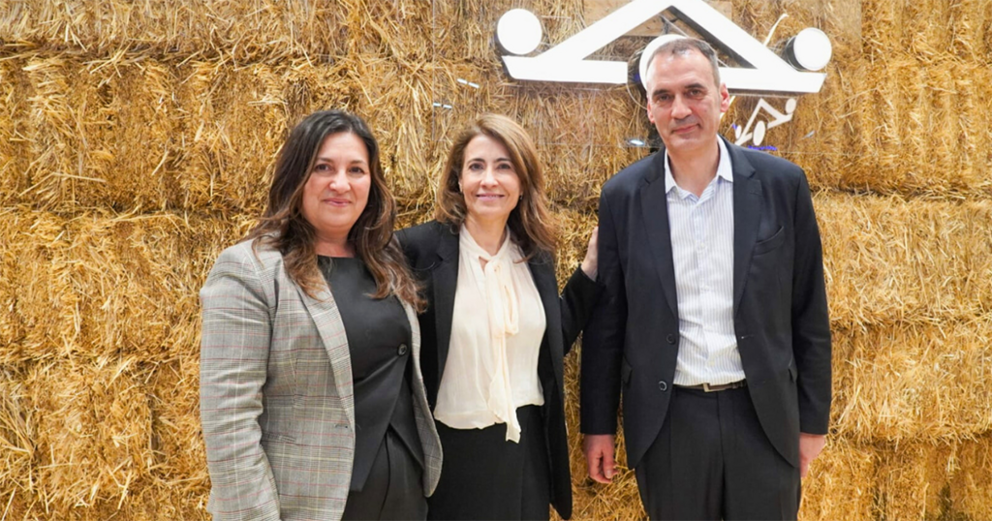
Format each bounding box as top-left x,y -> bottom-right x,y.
436,114 -> 556,259
247,109 -> 422,310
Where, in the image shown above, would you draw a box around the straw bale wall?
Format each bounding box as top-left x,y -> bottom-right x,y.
0,0 -> 990,519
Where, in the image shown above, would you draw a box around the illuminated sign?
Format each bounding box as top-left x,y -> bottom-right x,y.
495,0 -> 832,95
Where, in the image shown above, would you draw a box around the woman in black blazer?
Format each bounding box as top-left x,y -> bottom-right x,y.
396,114 -> 601,520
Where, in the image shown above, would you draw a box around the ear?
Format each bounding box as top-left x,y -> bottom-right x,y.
719,83 -> 731,113
646,99 -> 656,124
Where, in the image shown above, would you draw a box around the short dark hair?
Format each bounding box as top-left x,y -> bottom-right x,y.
646,37 -> 722,88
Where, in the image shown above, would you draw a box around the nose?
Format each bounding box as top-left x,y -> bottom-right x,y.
480,167 -> 498,187
671,95 -> 691,119
328,169 -> 350,193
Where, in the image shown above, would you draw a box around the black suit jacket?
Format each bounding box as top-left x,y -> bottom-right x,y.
397,220 -> 602,520
580,139 -> 832,471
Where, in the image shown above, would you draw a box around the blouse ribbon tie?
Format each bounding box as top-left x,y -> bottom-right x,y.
480,252 -> 522,442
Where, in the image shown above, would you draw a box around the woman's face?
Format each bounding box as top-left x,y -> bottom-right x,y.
300,132 -> 372,247
458,134 -> 521,226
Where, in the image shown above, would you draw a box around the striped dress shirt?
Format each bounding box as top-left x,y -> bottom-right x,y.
664,138 -> 746,386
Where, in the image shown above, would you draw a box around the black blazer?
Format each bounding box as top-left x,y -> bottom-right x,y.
580,138 -> 832,471
396,220 -> 602,520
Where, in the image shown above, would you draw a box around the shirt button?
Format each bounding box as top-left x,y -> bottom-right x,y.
666,334 -> 677,345
658,381 -> 669,392
397,343 -> 409,356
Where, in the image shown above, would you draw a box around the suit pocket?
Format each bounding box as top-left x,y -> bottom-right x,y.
621,357 -> 633,386
753,226 -> 785,255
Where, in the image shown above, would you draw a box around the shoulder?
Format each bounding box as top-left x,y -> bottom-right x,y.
602,153 -> 658,197
396,220 -> 453,262
732,143 -> 806,185
209,238 -> 285,281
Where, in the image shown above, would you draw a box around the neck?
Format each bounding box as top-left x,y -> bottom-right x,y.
314,234 -> 355,257
464,215 -> 508,255
668,140 -> 721,198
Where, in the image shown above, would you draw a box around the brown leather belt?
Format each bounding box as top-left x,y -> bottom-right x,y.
676,380 -> 747,392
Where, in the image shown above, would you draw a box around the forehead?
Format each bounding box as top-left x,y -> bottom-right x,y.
464,134 -> 510,159
646,50 -> 717,92
317,131 -> 368,159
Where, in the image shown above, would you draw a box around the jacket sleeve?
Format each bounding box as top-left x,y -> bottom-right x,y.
559,265 -> 604,355
199,246 -> 282,521
580,193 -> 627,435
790,174 -> 832,435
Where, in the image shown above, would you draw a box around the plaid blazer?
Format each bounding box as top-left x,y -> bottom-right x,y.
199,240 -> 442,521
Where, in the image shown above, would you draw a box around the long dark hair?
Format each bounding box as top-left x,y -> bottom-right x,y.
435,114 -> 556,259
247,109 -> 422,309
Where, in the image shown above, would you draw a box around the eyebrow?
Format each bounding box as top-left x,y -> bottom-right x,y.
652,82 -> 709,97
467,156 -> 512,163
314,156 -> 368,165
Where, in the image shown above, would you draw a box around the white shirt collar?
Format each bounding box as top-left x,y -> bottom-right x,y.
664,137 -> 734,194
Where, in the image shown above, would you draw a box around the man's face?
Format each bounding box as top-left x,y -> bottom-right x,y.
645,49 -> 730,157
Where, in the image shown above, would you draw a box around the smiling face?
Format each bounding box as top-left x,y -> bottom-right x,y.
645,48 -> 730,159
300,131 -> 371,253
458,134 -> 521,228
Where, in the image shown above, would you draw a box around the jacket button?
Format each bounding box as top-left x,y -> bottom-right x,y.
397,343 -> 409,356
658,381 -> 668,392
666,334 -> 676,345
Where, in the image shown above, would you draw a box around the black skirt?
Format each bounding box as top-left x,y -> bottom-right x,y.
427,405 -> 551,521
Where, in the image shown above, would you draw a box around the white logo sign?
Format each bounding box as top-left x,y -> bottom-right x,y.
496,0 -> 831,95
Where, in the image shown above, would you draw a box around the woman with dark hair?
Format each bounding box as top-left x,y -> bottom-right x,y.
200,109 -> 441,521
397,114 -> 601,520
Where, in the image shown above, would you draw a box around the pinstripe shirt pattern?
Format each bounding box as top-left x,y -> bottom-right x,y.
664,138 -> 747,386
199,240 -> 442,521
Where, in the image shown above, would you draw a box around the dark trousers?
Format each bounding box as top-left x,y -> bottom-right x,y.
634,386 -> 800,521
342,429 -> 427,521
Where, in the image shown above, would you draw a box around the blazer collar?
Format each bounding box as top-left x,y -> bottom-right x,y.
639,136 -> 760,319
295,281 -> 355,429
727,140 -> 761,315
432,226 -> 460,386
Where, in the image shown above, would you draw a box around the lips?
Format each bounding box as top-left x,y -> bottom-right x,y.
321,197 -> 351,206
475,194 -> 505,200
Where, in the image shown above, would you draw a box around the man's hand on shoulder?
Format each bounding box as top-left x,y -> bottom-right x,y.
583,434 -> 617,483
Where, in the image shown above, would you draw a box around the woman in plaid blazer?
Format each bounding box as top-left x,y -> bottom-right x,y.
200,110 -> 442,521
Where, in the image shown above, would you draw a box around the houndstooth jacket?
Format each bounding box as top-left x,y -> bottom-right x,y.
199,239 -> 442,521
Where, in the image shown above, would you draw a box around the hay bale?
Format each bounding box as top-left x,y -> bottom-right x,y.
0,208 -> 254,362
143,357 -> 209,496
26,358 -> 152,514
0,59 -> 33,205
831,316 -> 992,443
0,0 -> 349,61
798,437 -> 876,521
0,369 -> 35,515
874,437 -> 992,521
815,193 -> 992,328
0,209 -> 75,365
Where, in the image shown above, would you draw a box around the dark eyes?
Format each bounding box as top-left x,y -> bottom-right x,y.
312,163 -> 367,175
466,162 -> 513,172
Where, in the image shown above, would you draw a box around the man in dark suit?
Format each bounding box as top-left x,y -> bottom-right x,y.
580,37 -> 832,520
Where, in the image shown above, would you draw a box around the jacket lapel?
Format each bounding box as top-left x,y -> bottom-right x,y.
432,228 -> 460,385
639,151 -> 679,319
295,280 -> 355,430
528,256 -> 563,389
727,141 -> 761,315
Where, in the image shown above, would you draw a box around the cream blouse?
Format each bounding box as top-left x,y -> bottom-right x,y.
432,226 -> 547,442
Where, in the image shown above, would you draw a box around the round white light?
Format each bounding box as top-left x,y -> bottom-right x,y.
639,35 -> 687,91
790,28 -> 832,72
496,9 -> 543,56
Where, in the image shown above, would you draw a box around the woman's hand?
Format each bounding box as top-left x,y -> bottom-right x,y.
580,226 -> 599,281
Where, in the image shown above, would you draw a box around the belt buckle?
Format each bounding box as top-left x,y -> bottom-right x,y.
702,382 -> 716,392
